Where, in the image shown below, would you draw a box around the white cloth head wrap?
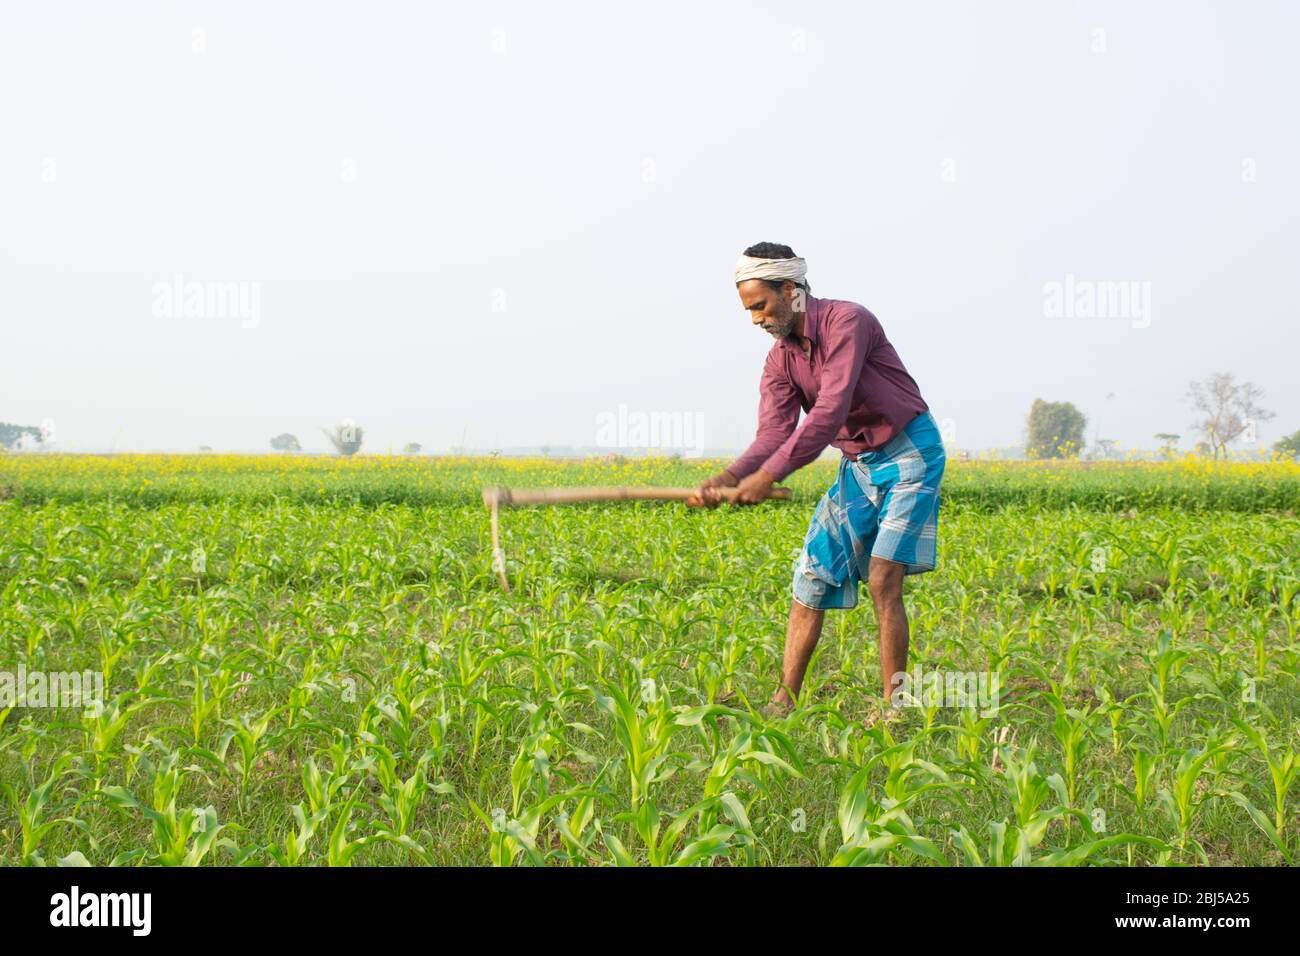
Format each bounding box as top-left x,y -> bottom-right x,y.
734,254 -> 808,288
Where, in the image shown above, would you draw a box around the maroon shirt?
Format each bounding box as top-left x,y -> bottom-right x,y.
728,294 -> 929,483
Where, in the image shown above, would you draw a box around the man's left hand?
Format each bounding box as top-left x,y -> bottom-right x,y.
734,468 -> 775,505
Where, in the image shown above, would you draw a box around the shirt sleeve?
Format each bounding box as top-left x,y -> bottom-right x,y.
726,347 -> 801,480
759,306 -> 875,482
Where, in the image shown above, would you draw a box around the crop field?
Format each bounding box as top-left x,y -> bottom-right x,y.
1,454 -> 1297,866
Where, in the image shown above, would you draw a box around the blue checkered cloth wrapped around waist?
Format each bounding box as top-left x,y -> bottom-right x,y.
792,410 -> 947,610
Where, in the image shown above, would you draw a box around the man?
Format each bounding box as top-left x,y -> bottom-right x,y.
687,242 -> 946,720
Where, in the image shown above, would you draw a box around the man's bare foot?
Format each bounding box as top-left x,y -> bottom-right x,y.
865,701 -> 905,728
761,695 -> 794,720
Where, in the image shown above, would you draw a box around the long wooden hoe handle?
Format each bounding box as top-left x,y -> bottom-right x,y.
482,485 -> 792,592
482,485 -> 792,507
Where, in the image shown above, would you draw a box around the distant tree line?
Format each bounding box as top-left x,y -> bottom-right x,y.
1025,370 -> 1291,461
0,422 -> 41,450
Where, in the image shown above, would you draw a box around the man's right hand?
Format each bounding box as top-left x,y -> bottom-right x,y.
686,469 -> 739,508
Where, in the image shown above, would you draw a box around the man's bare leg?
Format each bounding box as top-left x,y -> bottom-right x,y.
868,556 -> 909,704
769,599 -> 825,710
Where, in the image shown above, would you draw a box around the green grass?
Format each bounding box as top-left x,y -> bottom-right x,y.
0,455 -> 1296,865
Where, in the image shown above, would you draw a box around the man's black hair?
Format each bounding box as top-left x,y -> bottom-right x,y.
741,242 -> 807,292
743,241 -> 797,260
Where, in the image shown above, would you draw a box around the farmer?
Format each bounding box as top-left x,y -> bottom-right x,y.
687,242 -> 946,720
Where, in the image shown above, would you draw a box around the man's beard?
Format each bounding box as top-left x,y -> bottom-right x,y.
763,314 -> 797,339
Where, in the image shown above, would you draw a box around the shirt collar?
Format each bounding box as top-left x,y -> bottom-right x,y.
780,293 -> 821,352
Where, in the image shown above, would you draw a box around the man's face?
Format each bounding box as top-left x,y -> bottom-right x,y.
738,279 -> 801,340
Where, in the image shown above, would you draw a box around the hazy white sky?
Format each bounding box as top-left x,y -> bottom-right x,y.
2,0 -> 1296,454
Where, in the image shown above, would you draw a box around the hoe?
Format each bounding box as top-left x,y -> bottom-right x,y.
482,484 -> 792,591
